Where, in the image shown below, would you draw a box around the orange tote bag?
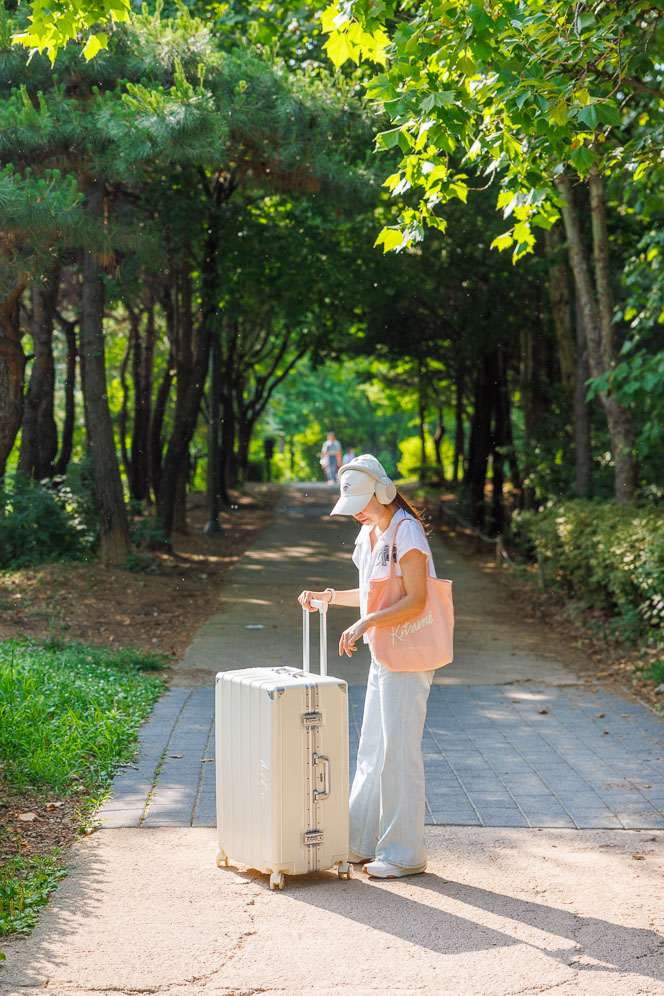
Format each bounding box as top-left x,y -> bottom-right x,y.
366,521 -> 454,672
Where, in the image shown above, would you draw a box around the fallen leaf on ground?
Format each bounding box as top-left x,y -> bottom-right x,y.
168,754 -> 184,758
595,713 -> 606,718
538,709 -> 549,715
45,802 -> 64,811
17,812 -> 37,822
632,855 -> 645,860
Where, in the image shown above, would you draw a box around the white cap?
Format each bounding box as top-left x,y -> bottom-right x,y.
330,454 -> 396,516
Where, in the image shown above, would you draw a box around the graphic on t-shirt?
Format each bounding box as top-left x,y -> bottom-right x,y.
378,544 -> 397,567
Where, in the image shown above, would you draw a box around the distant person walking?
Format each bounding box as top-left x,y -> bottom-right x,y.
320,431 -> 342,484
342,447 -> 356,466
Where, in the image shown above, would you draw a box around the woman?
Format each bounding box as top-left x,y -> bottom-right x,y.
298,453 -> 437,879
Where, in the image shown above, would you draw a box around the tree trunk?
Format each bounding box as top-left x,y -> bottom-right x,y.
545,220 -> 596,496
219,399 -> 235,492
18,268 -> 60,481
150,347 -> 174,501
544,226 -> 576,410
465,357 -> 493,528
490,347 -> 518,533
53,311 -> 77,478
155,259 -> 210,537
453,369 -> 464,486
206,328 -> 222,528
131,298 -> 155,503
433,407 -> 445,471
519,323 -> 537,510
219,318 -> 240,497
417,363 -> 427,470
555,172 -> 638,501
498,355 -> 521,494
119,313 -> 134,492
574,289 -> 593,497
589,169 -> 638,500
236,412 -> 255,484
79,178 -> 130,563
173,458 -> 188,532
0,282 -> 27,480
217,404 -> 233,507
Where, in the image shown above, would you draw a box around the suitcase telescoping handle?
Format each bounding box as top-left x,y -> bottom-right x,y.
302,599 -> 328,676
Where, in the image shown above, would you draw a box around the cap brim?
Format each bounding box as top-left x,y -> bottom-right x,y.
330,490 -> 374,516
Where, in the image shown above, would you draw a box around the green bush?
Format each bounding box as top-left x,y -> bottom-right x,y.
0,475 -> 96,570
511,500 -> 664,640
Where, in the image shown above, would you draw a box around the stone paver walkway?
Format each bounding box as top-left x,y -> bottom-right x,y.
99,486 -> 664,834
100,681 -> 664,832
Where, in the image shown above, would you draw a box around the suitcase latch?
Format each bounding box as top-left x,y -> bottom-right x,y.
304,830 -> 324,846
302,711 -> 322,728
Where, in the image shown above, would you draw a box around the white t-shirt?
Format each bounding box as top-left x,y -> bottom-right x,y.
322,439 -> 342,459
351,508 -> 435,642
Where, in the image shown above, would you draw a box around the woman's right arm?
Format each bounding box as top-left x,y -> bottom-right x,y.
298,588 -> 360,611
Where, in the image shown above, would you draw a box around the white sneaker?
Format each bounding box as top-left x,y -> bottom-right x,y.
363,859 -> 426,879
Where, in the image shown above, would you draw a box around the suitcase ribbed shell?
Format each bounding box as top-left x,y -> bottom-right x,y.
215,665 -> 349,882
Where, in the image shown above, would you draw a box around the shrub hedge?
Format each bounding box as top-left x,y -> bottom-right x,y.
511,500 -> 664,640
0,476 -> 96,570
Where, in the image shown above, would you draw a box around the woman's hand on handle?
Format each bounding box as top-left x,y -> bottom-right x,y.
298,589 -> 331,612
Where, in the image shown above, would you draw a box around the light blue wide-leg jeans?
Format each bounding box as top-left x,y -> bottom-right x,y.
349,656 -> 435,868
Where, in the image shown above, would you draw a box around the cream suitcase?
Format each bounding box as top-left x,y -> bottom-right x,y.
215,600 -> 350,890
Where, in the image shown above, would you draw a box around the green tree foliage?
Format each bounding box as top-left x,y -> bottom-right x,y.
1,1 -> 378,553
322,1 -> 664,502
263,357 -> 416,480
8,0 -> 130,62
3,0 -> 664,584
323,1 -> 662,254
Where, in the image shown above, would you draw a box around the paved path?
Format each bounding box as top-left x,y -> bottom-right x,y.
99,486 -> 664,833
4,484 -> 664,996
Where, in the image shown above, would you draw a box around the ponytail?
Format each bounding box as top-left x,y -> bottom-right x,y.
393,490 -> 431,535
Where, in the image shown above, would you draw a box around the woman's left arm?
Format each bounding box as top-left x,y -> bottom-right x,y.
338,550 -> 427,657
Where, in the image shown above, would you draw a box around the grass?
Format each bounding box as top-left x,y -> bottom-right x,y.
0,638 -> 168,938
0,853 -> 67,938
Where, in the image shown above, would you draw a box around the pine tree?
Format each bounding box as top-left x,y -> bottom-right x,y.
1,4 -> 376,544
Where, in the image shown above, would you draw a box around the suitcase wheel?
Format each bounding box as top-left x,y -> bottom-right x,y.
269,872 -> 284,891
337,861 -> 352,880
216,850 -> 229,868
